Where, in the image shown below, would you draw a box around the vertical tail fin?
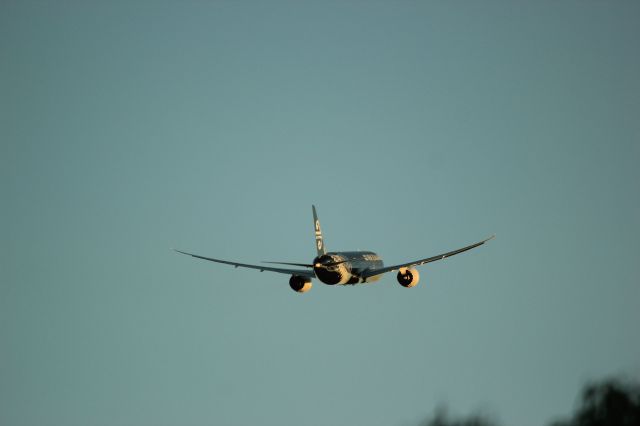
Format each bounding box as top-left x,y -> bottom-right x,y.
312,205 -> 326,256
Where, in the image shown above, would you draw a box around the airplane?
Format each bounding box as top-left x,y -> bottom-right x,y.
175,205 -> 494,293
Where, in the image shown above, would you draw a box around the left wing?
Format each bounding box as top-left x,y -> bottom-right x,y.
361,235 -> 494,279
174,249 -> 316,278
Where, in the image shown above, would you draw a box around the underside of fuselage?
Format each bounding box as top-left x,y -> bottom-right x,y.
313,251 -> 384,285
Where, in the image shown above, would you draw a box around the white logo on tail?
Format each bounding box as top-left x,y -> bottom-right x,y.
315,219 -> 323,251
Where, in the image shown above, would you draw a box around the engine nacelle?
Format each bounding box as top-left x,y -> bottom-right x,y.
289,275 -> 313,293
397,268 -> 420,288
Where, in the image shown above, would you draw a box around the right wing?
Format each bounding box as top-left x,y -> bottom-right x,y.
174,249 -> 316,278
361,235 -> 494,279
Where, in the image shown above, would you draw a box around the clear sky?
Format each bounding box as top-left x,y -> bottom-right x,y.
2,1 -> 639,426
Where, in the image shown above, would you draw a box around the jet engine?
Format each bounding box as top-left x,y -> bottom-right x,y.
289,275 -> 313,293
397,268 -> 420,288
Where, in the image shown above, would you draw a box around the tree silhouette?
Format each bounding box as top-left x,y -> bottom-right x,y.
420,406 -> 498,426
550,379 -> 640,426
418,378 -> 640,426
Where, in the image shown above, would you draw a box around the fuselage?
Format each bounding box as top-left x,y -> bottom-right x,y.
313,251 -> 384,285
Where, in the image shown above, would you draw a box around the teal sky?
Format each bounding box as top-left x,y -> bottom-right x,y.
2,1 -> 639,425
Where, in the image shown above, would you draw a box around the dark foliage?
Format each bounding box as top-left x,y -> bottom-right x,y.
419,378 -> 640,426
420,406 -> 498,426
551,379 -> 640,426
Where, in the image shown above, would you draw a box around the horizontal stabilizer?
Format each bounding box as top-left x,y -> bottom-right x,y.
262,261 -> 314,268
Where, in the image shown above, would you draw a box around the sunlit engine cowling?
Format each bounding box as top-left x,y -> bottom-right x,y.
397,268 -> 420,288
289,275 -> 313,293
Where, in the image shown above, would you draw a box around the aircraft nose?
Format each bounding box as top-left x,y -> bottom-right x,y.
313,255 -> 331,268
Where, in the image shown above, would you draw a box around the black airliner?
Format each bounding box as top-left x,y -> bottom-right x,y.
175,206 -> 494,293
